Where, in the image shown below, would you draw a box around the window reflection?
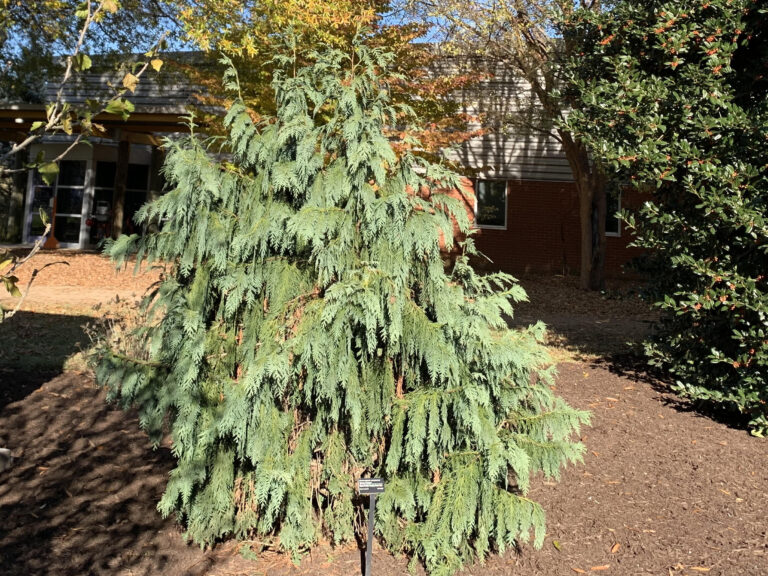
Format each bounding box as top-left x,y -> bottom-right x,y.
476,180 -> 507,228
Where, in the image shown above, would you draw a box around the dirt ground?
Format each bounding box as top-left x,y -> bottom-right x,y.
0,249 -> 162,314
1,251 -> 767,576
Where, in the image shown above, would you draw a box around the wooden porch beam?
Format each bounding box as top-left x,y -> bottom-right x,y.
111,139 -> 130,239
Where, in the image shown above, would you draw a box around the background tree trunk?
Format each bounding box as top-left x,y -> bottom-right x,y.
589,170 -> 607,291
560,131 -> 606,290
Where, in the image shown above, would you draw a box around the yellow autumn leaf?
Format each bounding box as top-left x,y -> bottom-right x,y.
150,59 -> 163,72
101,0 -> 119,13
122,72 -> 139,93
61,115 -> 73,135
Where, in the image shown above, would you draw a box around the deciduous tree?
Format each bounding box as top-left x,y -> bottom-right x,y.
167,0 -> 482,157
0,0 -> 166,311
0,0 -> 175,103
400,0 -> 610,290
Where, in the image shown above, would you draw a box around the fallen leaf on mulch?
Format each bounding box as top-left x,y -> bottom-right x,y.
610,543 -> 621,554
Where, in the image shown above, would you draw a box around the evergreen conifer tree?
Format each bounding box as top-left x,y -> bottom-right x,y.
97,36 -> 589,575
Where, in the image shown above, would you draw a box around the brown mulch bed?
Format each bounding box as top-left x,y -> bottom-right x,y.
512,273 -> 658,359
6,249 -> 162,292
2,365 -> 766,576
1,249 -> 162,315
1,252 -> 767,576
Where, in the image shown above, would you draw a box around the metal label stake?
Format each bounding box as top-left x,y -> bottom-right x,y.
357,478 -> 385,576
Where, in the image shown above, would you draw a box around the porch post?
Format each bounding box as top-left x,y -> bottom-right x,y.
111,139 -> 130,239
146,145 -> 164,233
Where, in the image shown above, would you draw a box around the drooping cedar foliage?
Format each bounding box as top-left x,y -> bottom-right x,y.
97,37 -> 588,575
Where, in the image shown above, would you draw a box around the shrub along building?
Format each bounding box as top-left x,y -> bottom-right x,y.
0,57 -> 642,277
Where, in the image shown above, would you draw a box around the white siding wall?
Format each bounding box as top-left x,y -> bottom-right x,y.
433,57 -> 574,182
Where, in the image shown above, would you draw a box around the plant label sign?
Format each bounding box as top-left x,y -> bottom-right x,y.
357,478 -> 385,495
358,478 -> 385,575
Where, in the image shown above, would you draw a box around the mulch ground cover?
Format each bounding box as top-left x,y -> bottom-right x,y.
1,252 -> 766,576
4,249 -> 162,293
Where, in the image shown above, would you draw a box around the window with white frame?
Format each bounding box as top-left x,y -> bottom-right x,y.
475,179 -> 507,228
28,159 -> 88,245
606,189 -> 621,237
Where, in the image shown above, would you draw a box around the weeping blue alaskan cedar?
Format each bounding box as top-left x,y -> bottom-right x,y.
96,35 -> 589,575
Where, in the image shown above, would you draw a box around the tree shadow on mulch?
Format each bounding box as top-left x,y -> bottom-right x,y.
0,312 -> 92,410
591,348 -> 757,434
0,370 -> 59,410
515,294 -> 759,436
0,311 -> 93,408
0,372 -> 216,576
0,310 -> 91,370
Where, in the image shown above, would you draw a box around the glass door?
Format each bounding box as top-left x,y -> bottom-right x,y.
86,161 -> 150,244
27,184 -> 55,239
124,163 -> 150,234
52,160 -> 88,246
26,160 -> 89,247
89,161 -> 116,245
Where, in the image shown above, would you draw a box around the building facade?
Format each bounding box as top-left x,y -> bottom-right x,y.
439,57 -> 644,277
22,140 -> 160,248
2,55 -> 643,276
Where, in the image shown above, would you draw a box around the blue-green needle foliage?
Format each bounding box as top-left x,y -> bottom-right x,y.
97,39 -> 589,575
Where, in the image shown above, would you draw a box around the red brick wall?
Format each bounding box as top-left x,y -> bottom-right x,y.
471,179 -> 645,278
